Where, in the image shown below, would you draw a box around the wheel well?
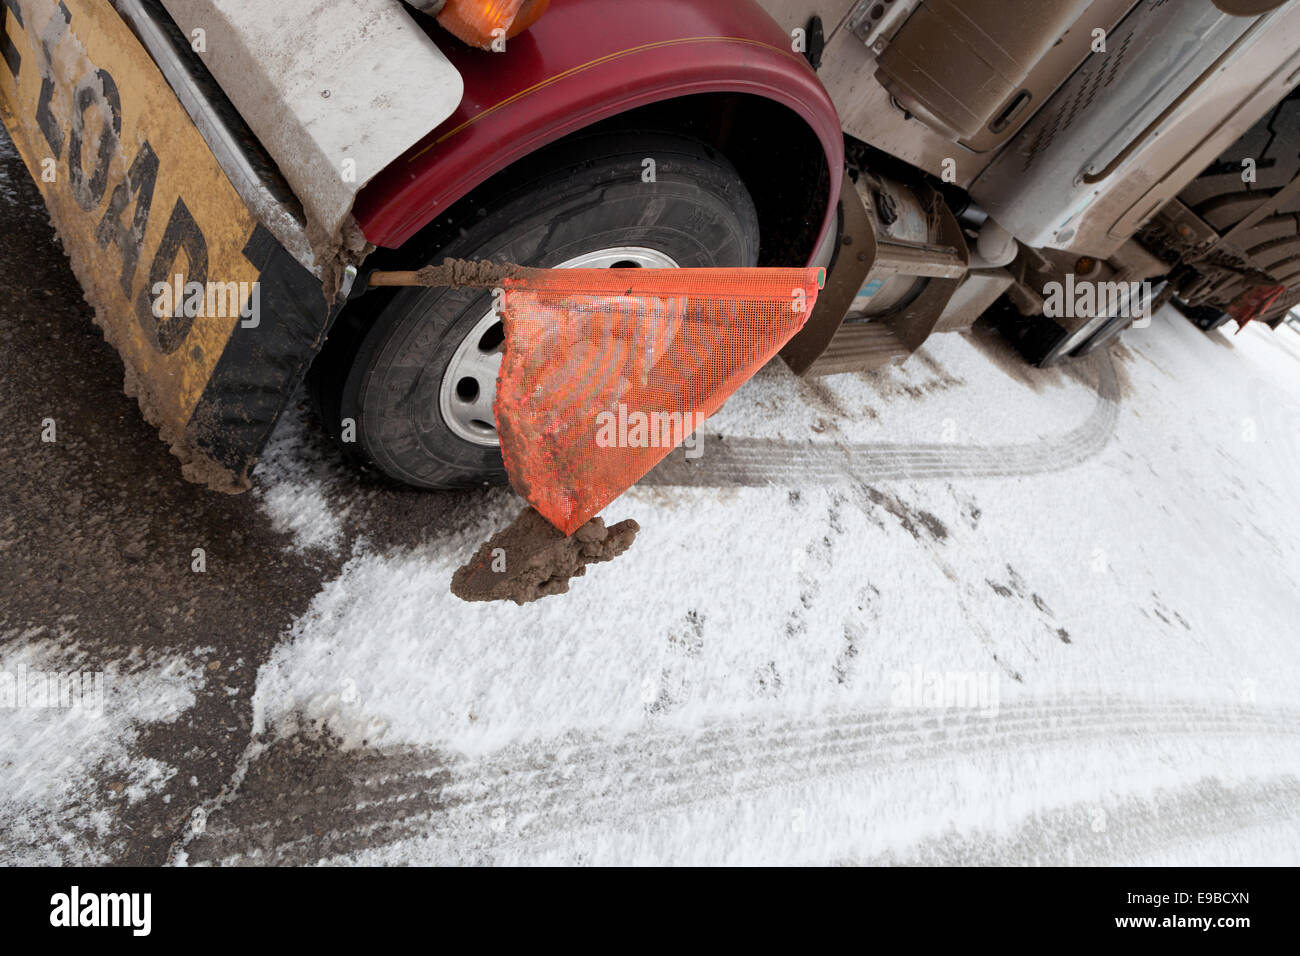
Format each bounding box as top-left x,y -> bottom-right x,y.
582,93 -> 833,267
374,92 -> 833,271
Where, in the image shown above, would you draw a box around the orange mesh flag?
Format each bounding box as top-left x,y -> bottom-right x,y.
1229,284 -> 1286,333
494,267 -> 823,535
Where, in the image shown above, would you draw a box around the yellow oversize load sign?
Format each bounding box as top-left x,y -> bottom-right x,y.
0,0 -> 329,490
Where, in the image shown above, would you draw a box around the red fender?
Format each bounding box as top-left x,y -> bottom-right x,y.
352,0 -> 843,259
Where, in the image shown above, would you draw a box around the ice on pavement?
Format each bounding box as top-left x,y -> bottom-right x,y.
233,309 -> 1300,865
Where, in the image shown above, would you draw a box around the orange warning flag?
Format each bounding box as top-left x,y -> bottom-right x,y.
494,267 -> 823,534
1229,284 -> 1286,333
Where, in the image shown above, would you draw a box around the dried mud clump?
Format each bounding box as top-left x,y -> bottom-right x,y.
451,507 -> 639,605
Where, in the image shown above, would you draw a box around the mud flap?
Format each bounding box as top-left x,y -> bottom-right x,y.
0,0 -> 333,491
185,224 -> 335,487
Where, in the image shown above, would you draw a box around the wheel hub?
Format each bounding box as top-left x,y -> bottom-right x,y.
438,246 -> 679,446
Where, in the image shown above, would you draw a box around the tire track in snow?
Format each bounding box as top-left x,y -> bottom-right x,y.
842,774 -> 1300,866
184,695 -> 1300,865
643,353 -> 1119,487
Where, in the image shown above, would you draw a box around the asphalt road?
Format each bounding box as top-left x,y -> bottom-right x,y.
0,131 -> 495,864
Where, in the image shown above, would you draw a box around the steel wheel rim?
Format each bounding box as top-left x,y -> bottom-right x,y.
438,246 -> 680,446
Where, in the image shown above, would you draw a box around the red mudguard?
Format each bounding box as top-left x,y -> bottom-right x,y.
353,0 -> 843,257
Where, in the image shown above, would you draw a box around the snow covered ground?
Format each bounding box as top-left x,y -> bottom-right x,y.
184,309 -> 1300,866
5,114 -> 1297,866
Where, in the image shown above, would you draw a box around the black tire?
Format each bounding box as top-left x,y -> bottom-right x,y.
987,298 -> 1070,367
308,128 -> 760,489
1173,298 -> 1231,331
1072,280 -> 1170,356
1173,89 -> 1300,322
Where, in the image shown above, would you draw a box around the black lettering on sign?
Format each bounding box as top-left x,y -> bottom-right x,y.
138,197 -> 207,355
97,140 -> 158,297
68,67 -> 121,211
34,0 -> 72,158
0,0 -> 23,79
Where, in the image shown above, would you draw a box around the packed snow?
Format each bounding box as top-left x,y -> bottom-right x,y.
220,309 -> 1300,865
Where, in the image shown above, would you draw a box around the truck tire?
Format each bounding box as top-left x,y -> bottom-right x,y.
987,299 -> 1070,367
1173,89 -> 1300,328
1173,298 -> 1232,331
307,129 -> 760,489
1072,281 -> 1171,356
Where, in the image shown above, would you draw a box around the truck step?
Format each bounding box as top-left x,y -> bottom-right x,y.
800,319 -> 911,376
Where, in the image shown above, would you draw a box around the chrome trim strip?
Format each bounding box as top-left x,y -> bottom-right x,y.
111,0 -> 319,276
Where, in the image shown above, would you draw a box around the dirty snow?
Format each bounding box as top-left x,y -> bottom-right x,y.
226,309 -> 1300,866
716,323 -> 1101,445
0,638 -> 201,865
252,401 -> 347,554
4,101 -> 1296,863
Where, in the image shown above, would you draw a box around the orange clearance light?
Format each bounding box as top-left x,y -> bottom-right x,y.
436,0 -> 550,50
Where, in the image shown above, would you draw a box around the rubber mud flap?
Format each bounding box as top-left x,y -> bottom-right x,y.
185,225 -> 336,488
0,0 -> 334,492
